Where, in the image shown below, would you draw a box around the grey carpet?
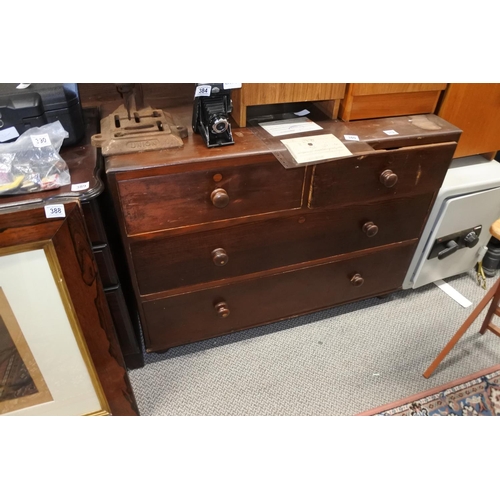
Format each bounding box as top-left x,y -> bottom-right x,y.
129,270 -> 500,415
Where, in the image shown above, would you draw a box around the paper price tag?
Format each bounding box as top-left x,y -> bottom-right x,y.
44,204 -> 66,219
344,135 -> 359,141
71,181 -> 90,192
383,130 -> 399,136
31,133 -> 51,147
195,85 -> 211,97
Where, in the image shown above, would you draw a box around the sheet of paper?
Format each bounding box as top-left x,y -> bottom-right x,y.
259,117 -> 322,137
281,134 -> 353,164
434,280 -> 472,308
0,126 -> 19,142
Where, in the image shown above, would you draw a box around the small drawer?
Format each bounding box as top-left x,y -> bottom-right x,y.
141,242 -> 416,351
116,158 -> 306,235
131,194 -> 433,295
93,245 -> 119,288
309,142 -> 456,209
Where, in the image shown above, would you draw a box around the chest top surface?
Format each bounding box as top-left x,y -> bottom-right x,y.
105,105 -> 461,175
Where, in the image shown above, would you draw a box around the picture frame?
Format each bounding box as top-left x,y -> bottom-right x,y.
0,202 -> 138,416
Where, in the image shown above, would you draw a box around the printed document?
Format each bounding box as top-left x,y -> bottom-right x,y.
281,134 -> 353,164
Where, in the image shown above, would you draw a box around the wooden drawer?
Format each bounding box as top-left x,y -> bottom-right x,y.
116,158 -> 306,235
131,194 -> 433,295
309,142 -> 456,209
141,242 -> 416,351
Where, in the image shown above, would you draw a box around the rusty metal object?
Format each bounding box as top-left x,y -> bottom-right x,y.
91,104 -> 187,156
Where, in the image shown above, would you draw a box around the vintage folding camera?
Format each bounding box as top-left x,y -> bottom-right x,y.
192,83 -> 234,148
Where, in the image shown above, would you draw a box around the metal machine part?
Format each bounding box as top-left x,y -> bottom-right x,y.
91,84 -> 187,156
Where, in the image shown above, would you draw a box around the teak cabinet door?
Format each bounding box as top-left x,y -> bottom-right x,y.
437,83 -> 500,158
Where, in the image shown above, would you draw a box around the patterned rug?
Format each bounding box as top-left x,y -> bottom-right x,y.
359,365 -> 500,416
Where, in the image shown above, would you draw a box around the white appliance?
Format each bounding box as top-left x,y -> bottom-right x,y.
403,156 -> 500,289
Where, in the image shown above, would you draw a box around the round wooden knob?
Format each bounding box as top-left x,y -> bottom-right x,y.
362,221 -> 379,237
350,273 -> 364,287
211,188 -> 229,208
380,169 -> 398,188
212,248 -> 228,266
215,301 -> 230,318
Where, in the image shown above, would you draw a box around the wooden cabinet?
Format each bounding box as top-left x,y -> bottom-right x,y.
231,83 -> 346,126
339,83 -> 447,121
105,105 -> 460,354
437,83 -> 500,158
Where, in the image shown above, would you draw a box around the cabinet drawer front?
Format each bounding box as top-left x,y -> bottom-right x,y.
142,243 -> 415,351
132,194 -> 432,295
117,160 -> 305,235
309,142 -> 455,209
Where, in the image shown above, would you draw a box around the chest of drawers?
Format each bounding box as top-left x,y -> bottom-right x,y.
105,107 -> 460,353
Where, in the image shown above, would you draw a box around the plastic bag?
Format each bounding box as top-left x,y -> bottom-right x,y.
0,121 -> 71,195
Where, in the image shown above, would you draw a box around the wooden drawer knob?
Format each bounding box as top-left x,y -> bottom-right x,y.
380,169 -> 398,188
350,273 -> 364,287
215,301 -> 230,318
362,221 -> 379,237
211,188 -> 229,208
212,248 -> 229,266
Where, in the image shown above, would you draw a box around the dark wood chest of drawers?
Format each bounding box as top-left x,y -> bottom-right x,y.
105,107 -> 460,353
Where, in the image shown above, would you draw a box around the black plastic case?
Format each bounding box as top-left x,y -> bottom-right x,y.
0,83 -> 85,147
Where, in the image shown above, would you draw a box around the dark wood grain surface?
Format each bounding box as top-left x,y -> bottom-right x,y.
309,142 -> 457,209
141,242 -> 417,351
105,106 -> 461,174
104,104 -> 459,354
117,156 -> 306,235
131,194 -> 434,295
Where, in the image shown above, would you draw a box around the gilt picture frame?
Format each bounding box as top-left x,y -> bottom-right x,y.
0,243 -> 111,416
0,202 -> 139,416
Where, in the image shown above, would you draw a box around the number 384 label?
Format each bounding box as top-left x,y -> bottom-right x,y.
44,204 -> 66,218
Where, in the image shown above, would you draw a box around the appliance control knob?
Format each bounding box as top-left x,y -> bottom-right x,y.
464,231 -> 479,248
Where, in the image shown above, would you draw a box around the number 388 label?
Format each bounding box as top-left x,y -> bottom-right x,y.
31,133 -> 52,147
44,204 -> 66,219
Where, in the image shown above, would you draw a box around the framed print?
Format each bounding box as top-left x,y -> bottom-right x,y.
0,203 -> 138,416
0,288 -> 53,414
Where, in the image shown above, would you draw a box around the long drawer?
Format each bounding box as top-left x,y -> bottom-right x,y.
309,142 -> 456,209
141,242 -> 416,351
116,158 -> 306,235
131,194 -> 433,295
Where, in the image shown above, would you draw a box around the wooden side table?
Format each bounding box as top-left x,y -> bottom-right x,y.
0,107 -> 144,369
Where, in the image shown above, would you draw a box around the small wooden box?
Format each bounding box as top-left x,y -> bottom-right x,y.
231,83 -> 346,126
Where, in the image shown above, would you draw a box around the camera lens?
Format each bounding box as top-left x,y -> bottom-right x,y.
211,117 -> 229,134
